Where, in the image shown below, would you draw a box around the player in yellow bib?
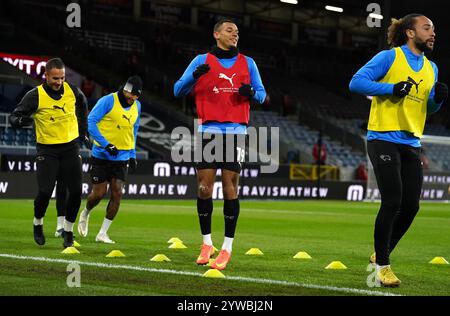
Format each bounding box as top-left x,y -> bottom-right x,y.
77,76 -> 142,244
9,58 -> 89,248
350,14 -> 448,287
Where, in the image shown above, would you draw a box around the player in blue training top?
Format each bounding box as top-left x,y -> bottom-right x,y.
77,76 -> 142,244
174,18 -> 266,270
349,14 -> 448,287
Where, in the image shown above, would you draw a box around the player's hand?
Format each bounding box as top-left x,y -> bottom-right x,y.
393,81 -> 413,97
80,135 -> 92,150
9,115 -> 33,128
193,64 -> 210,79
128,158 -> 137,174
105,143 -> 119,156
434,82 -> 448,104
238,83 -> 255,98
18,116 -> 34,126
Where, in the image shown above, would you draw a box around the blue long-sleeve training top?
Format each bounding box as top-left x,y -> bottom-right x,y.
349,44 -> 442,147
88,93 -> 141,161
174,53 -> 266,134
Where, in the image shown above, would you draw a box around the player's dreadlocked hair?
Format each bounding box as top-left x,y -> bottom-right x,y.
387,13 -> 424,48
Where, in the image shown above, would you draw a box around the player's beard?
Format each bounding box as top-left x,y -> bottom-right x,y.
415,39 -> 433,53
126,97 -> 134,105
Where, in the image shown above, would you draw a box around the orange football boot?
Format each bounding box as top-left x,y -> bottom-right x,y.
196,244 -> 215,265
210,249 -> 231,270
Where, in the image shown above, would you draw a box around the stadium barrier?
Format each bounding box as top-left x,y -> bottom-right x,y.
1,157 -> 448,201
0,172 -> 368,200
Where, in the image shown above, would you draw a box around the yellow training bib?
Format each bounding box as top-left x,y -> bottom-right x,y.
368,47 -> 435,138
35,82 -> 78,144
94,93 -> 138,150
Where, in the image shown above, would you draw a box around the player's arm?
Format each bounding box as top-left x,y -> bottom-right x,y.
173,54 -> 207,97
127,101 -> 141,172
427,62 -> 448,114
69,84 -> 90,145
87,95 -> 114,148
130,101 -> 141,159
349,49 -> 396,96
9,88 -> 38,128
247,57 -> 266,104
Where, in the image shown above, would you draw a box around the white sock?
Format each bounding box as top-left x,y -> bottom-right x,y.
99,218 -> 112,235
64,220 -> 74,232
57,216 -> 65,230
202,234 -> 213,246
83,207 -> 92,216
221,237 -> 234,253
376,264 -> 390,271
33,217 -> 43,226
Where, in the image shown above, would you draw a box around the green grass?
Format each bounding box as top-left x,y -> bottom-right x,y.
0,199 -> 449,296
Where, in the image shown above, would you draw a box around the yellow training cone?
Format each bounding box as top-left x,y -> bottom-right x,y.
167,237 -> 183,244
293,251 -> 312,259
169,242 -> 187,249
150,254 -> 171,262
106,250 -> 126,258
61,247 -> 80,254
245,248 -> 264,255
202,269 -> 225,278
429,257 -> 449,265
73,241 -> 81,248
325,261 -> 347,269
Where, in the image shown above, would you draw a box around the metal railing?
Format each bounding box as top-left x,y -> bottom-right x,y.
0,112 -> 148,159
290,164 -> 339,180
66,29 -> 145,53
0,74 -> 24,85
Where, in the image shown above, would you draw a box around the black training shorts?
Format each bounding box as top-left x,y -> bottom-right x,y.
90,157 -> 129,183
195,133 -> 246,173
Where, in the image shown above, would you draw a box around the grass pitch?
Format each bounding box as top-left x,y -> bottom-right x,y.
0,199 -> 449,296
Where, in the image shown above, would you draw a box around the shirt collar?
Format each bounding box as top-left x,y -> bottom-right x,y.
401,44 -> 424,61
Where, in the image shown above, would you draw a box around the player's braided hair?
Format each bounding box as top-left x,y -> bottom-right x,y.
387,13 -> 424,48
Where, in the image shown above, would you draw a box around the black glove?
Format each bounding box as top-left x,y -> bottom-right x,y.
80,135 -> 92,150
105,143 -> 119,156
434,82 -> 448,104
128,158 -> 137,174
393,81 -> 413,97
193,64 -> 210,79
9,115 -> 33,128
238,83 -> 255,98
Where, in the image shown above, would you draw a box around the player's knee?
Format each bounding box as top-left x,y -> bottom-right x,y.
90,189 -> 106,201
401,201 -> 420,215
37,190 -> 52,201
111,187 -> 123,199
198,184 -> 213,198
381,198 -> 402,212
222,185 -> 238,199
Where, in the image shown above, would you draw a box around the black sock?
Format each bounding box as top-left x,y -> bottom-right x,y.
65,190 -> 82,223
224,199 -> 240,238
34,191 -> 51,219
197,197 -> 213,235
55,185 -> 68,217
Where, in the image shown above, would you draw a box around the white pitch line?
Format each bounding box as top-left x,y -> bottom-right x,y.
0,253 -> 400,296
125,203 -> 353,217
126,203 -> 450,220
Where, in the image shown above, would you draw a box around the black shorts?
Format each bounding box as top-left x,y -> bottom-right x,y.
195,133 -> 246,173
90,157 -> 128,184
